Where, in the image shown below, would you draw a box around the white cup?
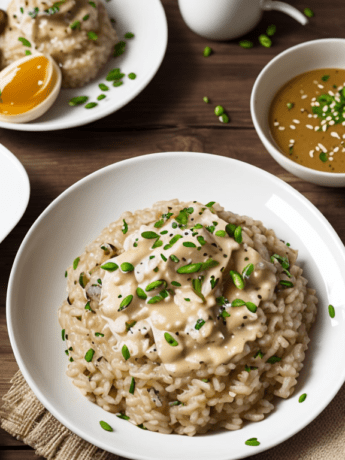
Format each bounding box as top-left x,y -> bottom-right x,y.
178,0 -> 308,41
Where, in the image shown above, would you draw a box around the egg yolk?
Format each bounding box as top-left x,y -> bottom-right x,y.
0,55 -> 57,116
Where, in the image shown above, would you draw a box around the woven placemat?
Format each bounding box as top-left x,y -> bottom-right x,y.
1,370 -> 345,459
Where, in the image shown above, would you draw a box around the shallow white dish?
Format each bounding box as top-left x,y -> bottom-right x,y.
0,0 -> 167,132
0,144 -> 30,243
7,152 -> 345,459
251,38 -> 345,187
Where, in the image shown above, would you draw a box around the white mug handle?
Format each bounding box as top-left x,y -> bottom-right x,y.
261,0 -> 308,25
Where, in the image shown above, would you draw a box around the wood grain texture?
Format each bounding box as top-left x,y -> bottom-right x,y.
1,0 -> 344,458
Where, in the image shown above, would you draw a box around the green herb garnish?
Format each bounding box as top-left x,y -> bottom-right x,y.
219,113 -> 230,123
114,41 -> 126,57
328,304 -> 335,318
266,24 -> 276,36
129,377 -> 135,394
245,438 -> 260,446
118,295 -> 133,311
128,73 -> 137,80
70,20 -> 81,30
85,102 -> 97,109
113,81 -> 123,87
183,242 -> 196,248
279,280 -> 294,288
121,262 -> 134,272
234,226 -> 242,243
192,276 -> 205,302
68,96 -> 88,106
65,270 -> 68,278
125,320 -> 137,331
321,75 -> 330,82
83,14 -> 89,21
124,32 -> 134,39
242,263 -> 254,278
203,46 -> 212,57
147,295 -> 163,304
304,7 -> 314,17
231,299 -> 246,307
97,94 -> 106,101
137,424 -> 147,430
85,348 -> 95,362
267,355 -> 281,364
319,152 -> 328,162
215,230 -> 226,237
117,413 -> 130,420
171,281 -> 181,287
87,31 -> 98,40
195,319 -> 206,330
101,262 -> 118,272
164,332 -> 178,346
258,34 -> 272,48
79,272 -> 88,288
169,401 -> 183,406
62,329 -> 65,341
286,102 -> 294,110
122,344 -> 130,360
254,350 -> 263,359
229,270 -> 245,290
95,332 -> 104,337
141,231 -> 160,239
145,280 -> 166,291
18,37 -> 31,47
106,68 -> 125,81
246,302 -> 257,313
73,257 -> 80,270
214,105 -> 224,116
299,393 -> 307,403
99,83 -> 109,91
99,421 -> 113,432
239,40 -> 253,49
170,255 -> 180,263
203,96 -> 209,103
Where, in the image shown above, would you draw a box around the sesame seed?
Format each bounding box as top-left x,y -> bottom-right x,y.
308,114 -> 313,118
313,114 -> 318,118
301,94 -> 308,99
289,139 -> 295,143
318,143 -> 327,152
321,120 -> 327,125
333,112 -> 339,117
322,125 -> 327,132
329,120 -> 335,125
331,132 -> 341,139
309,150 -> 314,157
329,157 -> 334,161
38,80 -> 43,86
292,119 -> 300,124
300,108 -> 305,113
315,146 -> 320,151
311,97 -> 316,101
290,125 -> 296,130
314,102 -> 320,107
273,121 -> 279,127
278,126 -> 285,131
300,89 -> 304,94
328,91 -> 335,96
306,124 -> 313,130
326,116 -> 332,121
313,80 -> 318,84
314,126 -> 320,131
330,102 -> 336,108
318,84 -> 324,89
323,105 -> 328,112
334,147 -> 339,152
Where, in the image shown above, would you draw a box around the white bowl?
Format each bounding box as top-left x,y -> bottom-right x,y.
0,144 -> 30,243
7,152 -> 345,459
0,0 -> 167,131
251,38 -> 345,187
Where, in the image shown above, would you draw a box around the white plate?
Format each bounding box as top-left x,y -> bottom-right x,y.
7,152 -> 345,460
0,144 -> 30,243
0,0 -> 168,132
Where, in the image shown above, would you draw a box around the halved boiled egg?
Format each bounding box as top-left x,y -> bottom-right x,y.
0,52 -> 61,123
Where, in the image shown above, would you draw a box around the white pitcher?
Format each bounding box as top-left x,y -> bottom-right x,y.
178,0 -> 308,41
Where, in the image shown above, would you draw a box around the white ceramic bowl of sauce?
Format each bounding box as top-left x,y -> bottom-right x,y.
0,52 -> 61,123
251,38 -> 345,187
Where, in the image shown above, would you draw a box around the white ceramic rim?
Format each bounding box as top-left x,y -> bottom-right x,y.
0,0 -> 168,132
250,38 -> 345,181
0,144 -> 30,243
6,152 -> 345,459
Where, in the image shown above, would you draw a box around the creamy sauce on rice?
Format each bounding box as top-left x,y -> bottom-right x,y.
100,202 -> 276,376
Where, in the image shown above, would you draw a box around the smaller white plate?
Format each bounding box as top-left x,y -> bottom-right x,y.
0,0 -> 168,132
0,144 -> 30,243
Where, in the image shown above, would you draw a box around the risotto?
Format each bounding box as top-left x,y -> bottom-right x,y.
58,200 -> 317,436
0,0 -> 117,88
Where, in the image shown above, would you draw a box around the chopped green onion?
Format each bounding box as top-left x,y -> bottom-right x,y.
25,50 -> 32,56
254,350 -> 263,359
239,40 -> 253,49
203,46 -> 212,57
195,319 -> 206,330
117,413 -> 130,420
97,94 -> 106,101
242,263 -> 254,278
220,310 -> 230,319
279,280 -> 294,288
99,83 -> 109,91
122,344 -> 130,360
287,102 -> 294,110
177,263 -> 202,274
202,379 -> 209,383
147,295 -> 163,304
319,152 -> 328,162
126,321 -> 137,332
101,262 -> 118,272
87,31 -> 98,40
121,262 -> 134,272
128,73 -> 137,80
234,226 -> 242,243
169,400 -> 183,406
18,37 -> 31,47
245,438 -> 260,446
65,270 -> 68,278
79,272 -> 88,288
73,257 -> 80,270
85,102 -> 97,109
124,32 -> 134,39
118,295 -> 133,311
214,105 -> 224,116
83,14 -> 90,21
171,281 -> 181,287
219,114 -> 230,123
229,270 -> 245,290
129,377 -> 135,394
99,421 -> 113,432
145,280 -> 166,291
70,20 -> 81,30
141,231 -> 160,239
267,355 -> 281,364
246,302 -> 257,313
321,75 -> 330,82
69,96 -> 88,106
328,304 -> 335,318
84,348 -> 95,362
114,41 -> 126,57
203,96 -> 209,103
215,230 -> 226,237
299,393 -> 307,403
258,34 -> 272,48
183,242 -> 196,248
164,332 -> 178,346
231,299 -> 246,307
266,24 -> 276,36
95,332 -> 104,337
62,329 -> 65,341
137,423 -> 147,430
304,7 -> 314,18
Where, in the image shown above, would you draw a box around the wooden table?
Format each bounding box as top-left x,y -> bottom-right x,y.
1,1 -> 344,458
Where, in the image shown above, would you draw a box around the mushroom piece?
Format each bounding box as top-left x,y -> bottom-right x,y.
86,284 -> 102,301
0,10 -> 7,35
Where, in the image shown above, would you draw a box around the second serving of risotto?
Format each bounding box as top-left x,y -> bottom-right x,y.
59,200 -> 317,436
